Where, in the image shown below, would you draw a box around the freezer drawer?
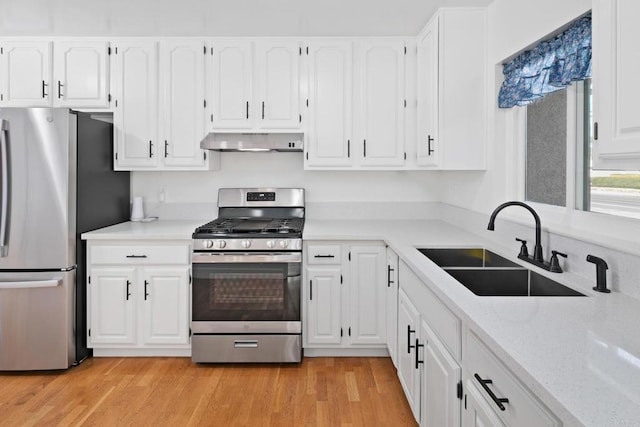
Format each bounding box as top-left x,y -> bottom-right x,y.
0,270 -> 75,370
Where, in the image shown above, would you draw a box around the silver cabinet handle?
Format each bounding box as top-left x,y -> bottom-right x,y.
234,340 -> 258,348
0,120 -> 10,257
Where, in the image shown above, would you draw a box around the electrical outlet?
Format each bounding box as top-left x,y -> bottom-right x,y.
159,189 -> 166,203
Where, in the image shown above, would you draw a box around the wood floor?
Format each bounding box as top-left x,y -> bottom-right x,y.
0,357 -> 417,426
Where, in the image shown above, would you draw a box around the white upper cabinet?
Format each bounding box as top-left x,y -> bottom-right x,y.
211,41 -> 253,129
416,17 -> 439,167
160,40 -> 208,168
593,0 -> 640,167
305,41 -> 353,168
0,41 -> 52,107
0,40 -> 110,108
53,41 -> 110,108
416,8 -> 487,170
210,40 -> 301,131
112,41 -> 159,170
357,41 -> 406,167
255,41 -> 301,129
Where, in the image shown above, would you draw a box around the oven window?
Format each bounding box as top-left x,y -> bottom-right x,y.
192,263 -> 301,322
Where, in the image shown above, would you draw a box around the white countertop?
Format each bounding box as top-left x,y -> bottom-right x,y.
81,220 -> 203,240
82,218 -> 640,426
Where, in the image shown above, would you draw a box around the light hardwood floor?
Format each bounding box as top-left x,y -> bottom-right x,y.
0,357 -> 417,426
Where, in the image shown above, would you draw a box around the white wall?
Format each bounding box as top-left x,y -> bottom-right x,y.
131,152 -> 443,218
440,0 -> 591,215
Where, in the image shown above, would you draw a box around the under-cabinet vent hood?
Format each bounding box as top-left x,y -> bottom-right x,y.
200,133 -> 304,152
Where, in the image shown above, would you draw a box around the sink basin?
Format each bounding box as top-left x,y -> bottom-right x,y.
418,247 -> 520,268
418,247 -> 585,297
444,268 -> 586,297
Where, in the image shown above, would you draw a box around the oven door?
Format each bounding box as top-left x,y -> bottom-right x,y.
191,252 -> 301,334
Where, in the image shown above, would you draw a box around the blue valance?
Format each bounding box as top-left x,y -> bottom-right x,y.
498,12 -> 592,108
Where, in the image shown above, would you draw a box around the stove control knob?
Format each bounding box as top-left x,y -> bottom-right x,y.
241,240 -> 251,249
266,240 -> 276,249
214,240 -> 226,249
203,240 -> 214,249
279,240 -> 289,249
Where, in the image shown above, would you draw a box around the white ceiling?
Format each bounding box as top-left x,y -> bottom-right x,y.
0,0 -> 492,37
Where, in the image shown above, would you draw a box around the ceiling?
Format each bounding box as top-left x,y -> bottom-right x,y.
0,0 -> 492,37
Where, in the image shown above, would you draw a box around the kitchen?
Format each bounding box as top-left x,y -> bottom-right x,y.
2,0 -> 640,425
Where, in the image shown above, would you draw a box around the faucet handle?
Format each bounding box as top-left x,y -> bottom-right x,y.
549,250 -> 567,273
515,238 -> 528,257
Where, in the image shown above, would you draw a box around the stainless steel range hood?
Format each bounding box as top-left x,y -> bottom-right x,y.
200,132 -> 304,152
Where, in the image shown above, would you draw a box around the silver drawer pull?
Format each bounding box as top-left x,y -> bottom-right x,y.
126,255 -> 148,258
234,340 -> 259,348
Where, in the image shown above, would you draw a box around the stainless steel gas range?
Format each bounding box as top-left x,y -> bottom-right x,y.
191,188 -> 304,363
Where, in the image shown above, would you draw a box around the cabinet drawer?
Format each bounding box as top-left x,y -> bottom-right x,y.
91,244 -> 190,265
420,284 -> 461,359
307,245 -> 342,264
464,331 -> 560,427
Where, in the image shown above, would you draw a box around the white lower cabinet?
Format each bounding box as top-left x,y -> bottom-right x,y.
87,241 -> 191,356
398,288 -> 422,420
396,260 -> 560,427
89,267 -> 137,345
306,265 -> 342,345
304,241 -> 387,351
462,380 -> 506,427
398,261 -> 463,425
462,330 -> 561,427
386,247 -> 399,367
419,319 -> 461,427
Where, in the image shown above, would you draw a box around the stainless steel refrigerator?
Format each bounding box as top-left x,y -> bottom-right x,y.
0,108 -> 130,370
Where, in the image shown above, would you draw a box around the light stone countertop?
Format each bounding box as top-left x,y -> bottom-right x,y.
81,220 -> 204,240
82,218 -> 640,426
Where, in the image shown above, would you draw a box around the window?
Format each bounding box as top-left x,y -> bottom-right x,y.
526,88 -> 567,207
577,80 -> 640,220
524,79 -> 640,220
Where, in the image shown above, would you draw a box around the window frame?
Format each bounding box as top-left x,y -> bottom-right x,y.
504,82 -> 640,257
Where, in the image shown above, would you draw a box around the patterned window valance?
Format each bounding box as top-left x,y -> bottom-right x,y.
498,12 -> 592,108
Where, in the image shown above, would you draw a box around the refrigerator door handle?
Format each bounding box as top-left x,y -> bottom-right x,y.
0,278 -> 61,289
0,119 -> 10,257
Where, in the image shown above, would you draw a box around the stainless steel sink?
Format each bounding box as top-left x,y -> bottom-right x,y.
418,247 -> 520,268
418,247 -> 586,297
444,268 -> 586,297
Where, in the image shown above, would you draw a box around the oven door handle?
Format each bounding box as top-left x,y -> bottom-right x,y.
192,252 -> 302,264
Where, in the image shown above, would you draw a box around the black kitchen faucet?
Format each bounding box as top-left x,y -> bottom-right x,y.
487,201 -> 566,273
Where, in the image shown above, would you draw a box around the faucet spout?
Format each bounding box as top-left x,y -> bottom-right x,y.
487,201 -> 544,262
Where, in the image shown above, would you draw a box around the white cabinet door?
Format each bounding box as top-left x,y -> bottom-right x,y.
211,41 -> 253,129
306,266 -> 342,345
113,41 -> 158,170
89,267 -> 137,345
141,266 -> 190,345
386,247 -> 399,367
349,245 -> 386,345
416,15 -> 439,167
420,319 -> 461,427
53,41 -> 109,108
255,41 -> 300,129
306,41 -> 353,167
398,288 -> 421,421
160,40 -> 208,168
0,41 -> 51,107
593,0 -> 640,165
358,41 -> 405,167
462,380 -> 506,427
